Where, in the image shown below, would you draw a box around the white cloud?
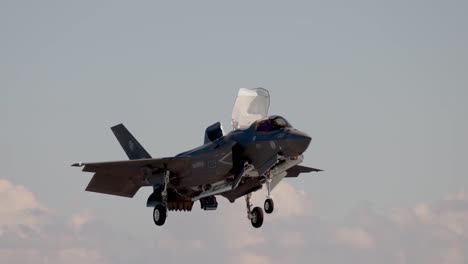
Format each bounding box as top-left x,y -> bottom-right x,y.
227,233 -> 265,250
69,210 -> 94,231
413,203 -> 435,223
388,207 -> 414,226
0,179 -> 110,264
438,209 -> 468,236
444,247 -> 465,264
233,252 -> 273,264
270,182 -> 308,217
334,226 -> 375,250
0,248 -> 109,264
445,190 -> 468,201
1,178 -> 468,264
250,181 -> 309,219
276,231 -> 304,248
55,247 -> 109,264
0,179 -> 47,234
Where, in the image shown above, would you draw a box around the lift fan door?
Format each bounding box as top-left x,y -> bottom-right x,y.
231,88 -> 270,130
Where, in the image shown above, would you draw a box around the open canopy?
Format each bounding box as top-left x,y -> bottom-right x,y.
231,88 -> 270,130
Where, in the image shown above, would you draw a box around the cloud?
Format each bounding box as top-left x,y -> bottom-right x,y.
69,210 -> 94,231
233,252 -> 273,264
55,247 -> 109,264
338,196 -> 468,264
445,190 -> 468,201
334,226 -> 375,250
265,181 -> 308,217
226,232 -> 265,250
0,248 -> 109,264
276,231 -> 304,248
0,179 -> 46,231
1,178 -> 467,264
0,179 -> 110,264
413,203 -> 434,222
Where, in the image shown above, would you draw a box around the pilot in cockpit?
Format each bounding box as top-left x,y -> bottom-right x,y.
256,119 -> 272,132
256,116 -> 291,132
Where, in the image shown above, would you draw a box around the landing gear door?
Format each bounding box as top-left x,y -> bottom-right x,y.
231,88 -> 270,130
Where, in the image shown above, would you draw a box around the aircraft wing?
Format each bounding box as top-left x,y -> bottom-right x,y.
72,157 -> 190,198
285,165 -> 322,178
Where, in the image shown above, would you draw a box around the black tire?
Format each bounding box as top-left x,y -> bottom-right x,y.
153,204 -> 167,226
250,207 -> 264,228
264,198 -> 274,214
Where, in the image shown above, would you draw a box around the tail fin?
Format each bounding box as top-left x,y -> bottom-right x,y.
111,124 -> 152,160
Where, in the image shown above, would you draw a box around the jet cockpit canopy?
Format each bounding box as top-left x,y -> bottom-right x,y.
232,88 -> 270,130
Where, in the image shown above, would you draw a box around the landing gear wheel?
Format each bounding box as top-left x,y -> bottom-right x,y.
153,204 -> 167,226
264,198 -> 274,214
250,207 -> 264,228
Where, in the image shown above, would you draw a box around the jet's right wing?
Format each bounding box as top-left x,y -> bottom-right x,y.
285,165 -> 322,178
72,157 -> 191,198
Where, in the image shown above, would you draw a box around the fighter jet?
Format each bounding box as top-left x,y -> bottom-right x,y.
72,88 -> 321,228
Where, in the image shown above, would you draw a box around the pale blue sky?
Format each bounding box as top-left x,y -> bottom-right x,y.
2,1 -> 468,263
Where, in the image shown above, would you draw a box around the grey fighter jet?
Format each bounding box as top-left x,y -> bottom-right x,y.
72,88 -> 321,228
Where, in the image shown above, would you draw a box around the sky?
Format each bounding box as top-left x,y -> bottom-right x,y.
2,0 -> 468,263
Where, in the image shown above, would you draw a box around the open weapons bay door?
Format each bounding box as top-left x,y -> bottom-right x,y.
231,88 -> 270,130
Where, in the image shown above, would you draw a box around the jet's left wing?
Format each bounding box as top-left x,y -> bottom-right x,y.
72,157 -> 190,198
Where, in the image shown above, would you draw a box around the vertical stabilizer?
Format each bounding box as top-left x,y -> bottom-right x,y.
111,124 -> 152,160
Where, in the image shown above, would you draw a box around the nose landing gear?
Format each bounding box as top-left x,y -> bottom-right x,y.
264,198 -> 274,214
152,170 -> 169,227
264,173 -> 275,214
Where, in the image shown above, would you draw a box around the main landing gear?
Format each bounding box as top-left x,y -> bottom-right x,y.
153,204 -> 167,226
151,169 -> 277,228
245,193 -> 264,228
152,170 -> 169,226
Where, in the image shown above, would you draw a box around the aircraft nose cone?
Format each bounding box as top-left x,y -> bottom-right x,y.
288,130 -> 311,155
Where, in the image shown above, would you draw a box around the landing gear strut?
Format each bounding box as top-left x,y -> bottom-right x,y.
246,193 -> 264,228
153,170 -> 170,227
161,170 -> 170,207
264,173 -> 275,214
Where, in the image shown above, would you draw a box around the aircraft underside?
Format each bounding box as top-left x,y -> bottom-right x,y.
148,155 -> 305,228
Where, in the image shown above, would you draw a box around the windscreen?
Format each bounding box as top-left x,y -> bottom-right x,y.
231,88 -> 270,129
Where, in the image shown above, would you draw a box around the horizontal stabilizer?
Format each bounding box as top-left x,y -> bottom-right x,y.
72,157 -> 191,198
86,172 -> 142,198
